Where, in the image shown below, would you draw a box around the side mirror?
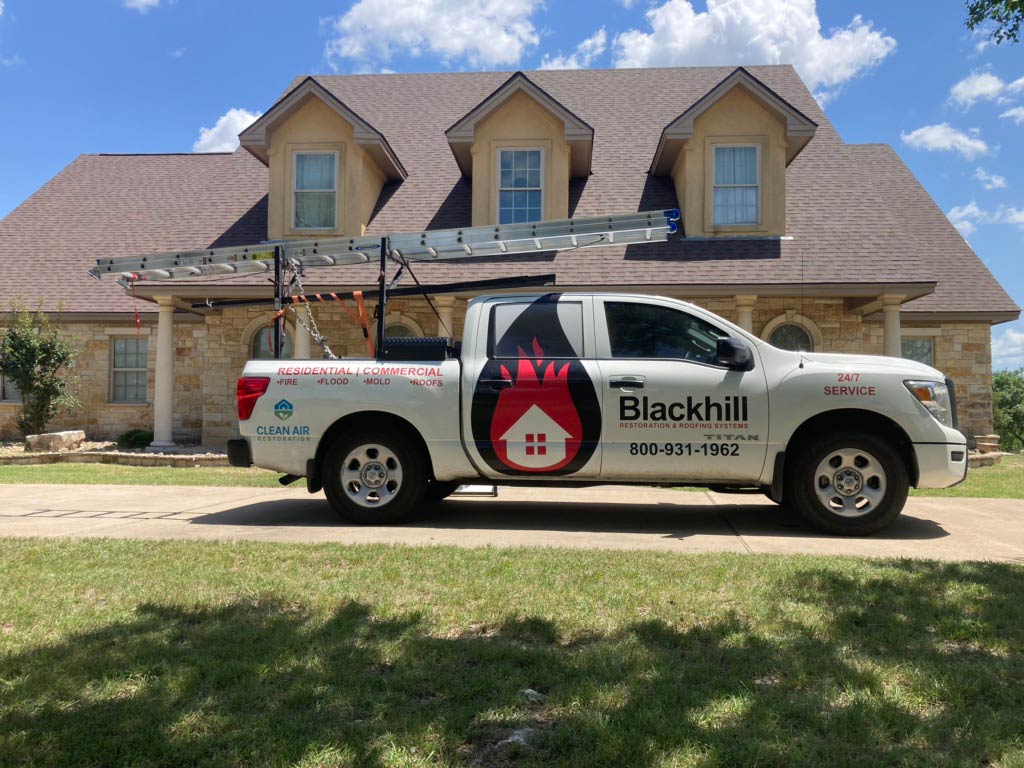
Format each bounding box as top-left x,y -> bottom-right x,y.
715,337 -> 753,371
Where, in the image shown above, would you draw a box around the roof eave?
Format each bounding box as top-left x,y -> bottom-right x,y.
649,66 -> 819,176
238,77 -> 407,180
445,71 -> 595,178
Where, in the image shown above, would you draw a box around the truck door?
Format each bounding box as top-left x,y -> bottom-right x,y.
461,295 -> 604,478
594,297 -> 769,482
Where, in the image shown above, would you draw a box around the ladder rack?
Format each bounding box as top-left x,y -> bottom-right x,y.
88,209 -> 680,283
87,208 -> 680,360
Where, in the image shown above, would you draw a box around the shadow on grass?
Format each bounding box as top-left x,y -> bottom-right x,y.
2,561 -> 1022,766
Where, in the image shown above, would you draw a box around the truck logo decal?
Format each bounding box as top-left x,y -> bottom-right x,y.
471,298 -> 600,476
274,399 -> 294,421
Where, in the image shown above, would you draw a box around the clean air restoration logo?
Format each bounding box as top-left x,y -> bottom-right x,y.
274,399 -> 294,421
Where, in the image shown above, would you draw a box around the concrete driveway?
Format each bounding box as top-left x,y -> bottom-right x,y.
1,483 -> 1022,562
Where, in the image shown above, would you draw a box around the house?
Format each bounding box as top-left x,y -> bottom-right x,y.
0,65 -> 1017,448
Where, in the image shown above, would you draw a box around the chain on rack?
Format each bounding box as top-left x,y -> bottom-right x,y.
286,260 -> 338,360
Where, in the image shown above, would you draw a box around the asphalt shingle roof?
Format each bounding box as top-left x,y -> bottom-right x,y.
0,65 -> 1016,318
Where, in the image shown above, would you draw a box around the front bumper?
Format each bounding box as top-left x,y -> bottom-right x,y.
914,442 -> 968,489
227,438 -> 252,468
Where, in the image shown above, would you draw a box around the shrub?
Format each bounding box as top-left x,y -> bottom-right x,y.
0,307 -> 78,437
116,429 -> 154,449
993,368 -> 1024,452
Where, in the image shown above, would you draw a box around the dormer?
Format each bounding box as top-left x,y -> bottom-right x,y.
650,68 -> 817,238
239,77 -> 406,240
446,72 -> 594,227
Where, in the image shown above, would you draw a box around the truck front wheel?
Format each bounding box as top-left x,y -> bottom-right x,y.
322,432 -> 426,524
786,430 -> 909,535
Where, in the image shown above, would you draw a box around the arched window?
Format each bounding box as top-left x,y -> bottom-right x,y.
762,313 -> 822,352
384,322 -> 417,338
769,323 -> 813,351
250,326 -> 293,359
374,313 -> 425,340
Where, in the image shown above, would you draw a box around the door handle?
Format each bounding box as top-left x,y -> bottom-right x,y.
609,378 -> 645,389
481,378 -> 513,391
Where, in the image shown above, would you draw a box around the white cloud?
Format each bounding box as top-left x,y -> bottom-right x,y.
900,123 -> 989,160
540,28 -> 607,70
123,0 -> 161,11
170,47 -> 186,59
946,200 -> 986,237
950,72 -> 1006,108
1001,106 -> 1024,125
993,327 -> 1024,370
192,108 -> 261,153
1010,76 -> 1024,94
994,206 -> 1024,229
611,0 -> 896,101
974,167 -> 1008,189
325,0 -> 542,69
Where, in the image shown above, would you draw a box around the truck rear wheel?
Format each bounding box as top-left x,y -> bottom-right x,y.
786,430 -> 908,535
322,432 -> 426,524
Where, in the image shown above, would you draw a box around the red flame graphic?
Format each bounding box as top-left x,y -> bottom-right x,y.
490,338 -> 582,472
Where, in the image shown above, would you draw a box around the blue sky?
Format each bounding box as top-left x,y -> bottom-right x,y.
1,0 -> 1022,366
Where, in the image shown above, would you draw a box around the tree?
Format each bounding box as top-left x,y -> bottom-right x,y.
0,308 -> 79,437
993,368 -> 1024,452
966,0 -> 1024,44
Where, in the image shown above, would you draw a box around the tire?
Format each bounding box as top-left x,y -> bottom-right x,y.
423,480 -> 461,504
786,430 -> 909,536
322,430 -> 426,524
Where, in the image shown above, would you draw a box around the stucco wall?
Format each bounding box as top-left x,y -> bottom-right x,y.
470,90 -> 571,226
266,95 -> 386,240
677,86 -> 788,237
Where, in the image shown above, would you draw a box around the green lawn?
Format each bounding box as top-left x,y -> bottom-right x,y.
0,463 -> 282,486
2,453 -> 1023,499
0,540 -> 1022,767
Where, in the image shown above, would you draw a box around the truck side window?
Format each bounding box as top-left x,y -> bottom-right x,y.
491,300 -> 584,358
605,302 -> 726,364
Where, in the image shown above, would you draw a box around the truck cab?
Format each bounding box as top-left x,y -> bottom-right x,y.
233,292 -> 968,535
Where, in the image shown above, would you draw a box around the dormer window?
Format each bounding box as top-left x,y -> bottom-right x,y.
498,149 -> 543,224
712,145 -> 759,226
293,151 -> 338,230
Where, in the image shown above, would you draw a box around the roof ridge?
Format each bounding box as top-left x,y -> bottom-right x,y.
87,152 -> 236,157
309,63 -> 799,78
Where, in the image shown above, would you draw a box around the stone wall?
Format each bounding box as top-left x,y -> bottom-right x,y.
0,320 -> 203,442
0,298 -> 995,446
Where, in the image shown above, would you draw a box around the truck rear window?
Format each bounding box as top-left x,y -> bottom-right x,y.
491,300 -> 584,358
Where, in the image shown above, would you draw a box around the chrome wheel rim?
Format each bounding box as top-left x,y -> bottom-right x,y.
814,448 -> 886,518
341,444 -> 403,508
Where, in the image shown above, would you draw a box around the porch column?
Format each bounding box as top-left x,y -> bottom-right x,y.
150,296 -> 176,448
734,294 -> 757,333
294,315 -> 313,359
881,294 -> 904,358
434,297 -> 456,338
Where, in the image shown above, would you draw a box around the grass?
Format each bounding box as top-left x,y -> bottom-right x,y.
1,540 -> 1023,767
912,453 -> 1024,499
0,463 -> 281,486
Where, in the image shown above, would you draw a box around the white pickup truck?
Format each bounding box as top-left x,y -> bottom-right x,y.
228,292 -> 967,535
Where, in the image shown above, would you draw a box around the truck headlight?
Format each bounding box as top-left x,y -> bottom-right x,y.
904,380 -> 954,428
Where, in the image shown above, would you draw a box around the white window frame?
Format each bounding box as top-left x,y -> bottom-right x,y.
109,337 -> 149,404
711,143 -> 761,227
496,147 -> 544,225
292,150 -> 339,231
